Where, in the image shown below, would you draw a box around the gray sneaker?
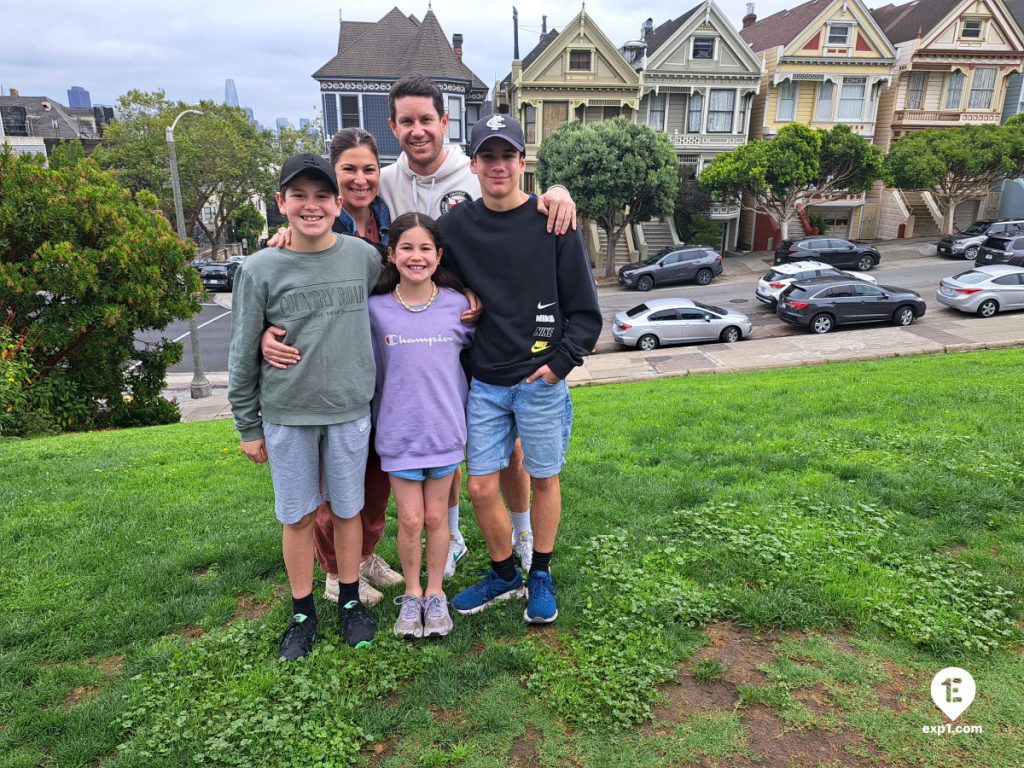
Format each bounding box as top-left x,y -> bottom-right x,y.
393,594 -> 423,640
512,529 -> 534,573
422,593 -> 453,638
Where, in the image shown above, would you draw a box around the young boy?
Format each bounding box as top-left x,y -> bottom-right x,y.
228,153 -> 382,659
437,116 -> 602,624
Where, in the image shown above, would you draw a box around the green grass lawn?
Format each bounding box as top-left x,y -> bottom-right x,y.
3,348 -> 1024,767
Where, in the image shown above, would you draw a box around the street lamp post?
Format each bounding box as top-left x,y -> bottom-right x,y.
167,109 -> 212,399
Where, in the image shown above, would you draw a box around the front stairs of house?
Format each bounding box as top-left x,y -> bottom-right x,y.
903,191 -> 941,239
596,227 -> 634,270
639,219 -> 677,253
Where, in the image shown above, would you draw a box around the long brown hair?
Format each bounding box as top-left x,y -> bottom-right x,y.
374,212 -> 464,295
328,127 -> 379,166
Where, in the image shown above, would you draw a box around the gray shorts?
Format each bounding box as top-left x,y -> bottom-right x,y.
262,415 -> 371,525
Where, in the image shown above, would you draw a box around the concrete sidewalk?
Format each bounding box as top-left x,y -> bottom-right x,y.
166,315 -> 1023,423
168,236 -> 1003,423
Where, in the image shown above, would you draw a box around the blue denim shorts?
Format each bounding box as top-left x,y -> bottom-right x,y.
467,377 -> 573,479
389,462 -> 461,482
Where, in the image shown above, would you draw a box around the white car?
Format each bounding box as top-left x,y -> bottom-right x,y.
613,298 -> 752,351
756,260 -> 878,308
937,264 -> 1024,316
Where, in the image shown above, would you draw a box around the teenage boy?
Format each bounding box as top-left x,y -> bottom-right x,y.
381,75 -> 579,577
438,116 -> 601,624
228,153 -> 381,659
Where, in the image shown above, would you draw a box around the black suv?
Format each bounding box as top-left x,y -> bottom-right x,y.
975,234 -> 1024,267
776,277 -> 925,334
937,220 -> 1024,260
773,238 -> 880,271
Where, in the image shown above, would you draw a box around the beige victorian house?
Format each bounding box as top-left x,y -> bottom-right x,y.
621,1 -> 763,251
740,0 -> 897,249
494,9 -> 641,191
865,0 -> 1024,237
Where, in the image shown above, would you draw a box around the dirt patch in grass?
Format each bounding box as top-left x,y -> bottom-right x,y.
652,623 -> 891,766
507,724 -> 540,767
231,587 -> 284,622
64,654 -> 125,709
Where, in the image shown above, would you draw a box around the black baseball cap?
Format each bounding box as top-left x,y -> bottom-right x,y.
469,114 -> 526,157
279,153 -> 338,194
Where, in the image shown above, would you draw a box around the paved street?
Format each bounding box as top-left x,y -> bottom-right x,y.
160,238 -> 1024,422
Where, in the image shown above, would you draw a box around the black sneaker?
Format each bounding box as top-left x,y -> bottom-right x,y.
340,599 -> 376,649
278,612 -> 317,661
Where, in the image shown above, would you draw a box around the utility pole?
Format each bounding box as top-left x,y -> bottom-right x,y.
167,109 -> 212,399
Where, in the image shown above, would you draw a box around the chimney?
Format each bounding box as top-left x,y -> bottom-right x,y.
743,3 -> 757,28
10,87 -> 19,97
453,33 -> 463,62
542,15 -> 547,34
513,6 -> 520,60
641,18 -> 653,41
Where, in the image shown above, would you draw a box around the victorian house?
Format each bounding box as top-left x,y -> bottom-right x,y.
313,8 -> 488,164
740,0 -> 897,249
865,0 -> 1024,237
621,1 -> 763,251
493,8 -> 641,193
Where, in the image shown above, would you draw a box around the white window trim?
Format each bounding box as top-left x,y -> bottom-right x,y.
826,22 -> 853,47
338,93 -> 363,130
776,81 -> 798,122
961,18 -> 984,39
445,94 -> 464,142
647,92 -> 667,131
566,47 -> 596,73
692,37 -> 716,61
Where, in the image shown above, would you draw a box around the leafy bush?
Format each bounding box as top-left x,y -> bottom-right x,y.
0,145 -> 200,432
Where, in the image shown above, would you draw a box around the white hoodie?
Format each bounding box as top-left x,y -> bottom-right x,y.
379,144 -> 481,220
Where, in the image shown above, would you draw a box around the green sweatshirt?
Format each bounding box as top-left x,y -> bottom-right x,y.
228,235 -> 382,441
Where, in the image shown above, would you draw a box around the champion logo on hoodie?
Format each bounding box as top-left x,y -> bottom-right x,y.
440,190 -> 473,214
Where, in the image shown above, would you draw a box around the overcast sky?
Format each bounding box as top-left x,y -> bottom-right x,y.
6,0 -> 888,128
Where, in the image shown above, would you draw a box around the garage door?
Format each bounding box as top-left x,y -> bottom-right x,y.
954,200 -> 980,232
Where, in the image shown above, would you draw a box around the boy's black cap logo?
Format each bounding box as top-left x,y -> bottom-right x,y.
470,114 -> 526,157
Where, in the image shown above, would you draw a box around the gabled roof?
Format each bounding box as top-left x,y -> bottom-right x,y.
0,95 -> 99,139
500,29 -> 561,89
644,7 -> 701,55
314,7 -> 486,90
740,0 -> 834,51
871,0 -> 962,43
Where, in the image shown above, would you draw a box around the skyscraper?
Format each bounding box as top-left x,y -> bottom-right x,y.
224,79 -> 239,108
67,86 -> 91,109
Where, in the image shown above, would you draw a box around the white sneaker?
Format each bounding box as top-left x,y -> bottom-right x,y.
512,529 -> 533,573
360,553 -> 404,589
323,574 -> 383,607
444,534 -> 469,579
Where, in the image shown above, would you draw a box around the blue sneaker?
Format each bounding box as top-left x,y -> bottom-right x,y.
524,571 -> 558,624
451,569 -> 525,615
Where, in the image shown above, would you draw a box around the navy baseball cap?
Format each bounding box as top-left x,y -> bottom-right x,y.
279,153 -> 338,194
469,113 -> 526,157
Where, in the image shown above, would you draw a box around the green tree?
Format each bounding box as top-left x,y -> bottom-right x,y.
537,118 -> 678,277
230,202 -> 266,252
97,90 -> 276,260
275,117 -> 325,160
0,145 -> 200,433
700,124 -> 884,241
885,120 -> 1024,235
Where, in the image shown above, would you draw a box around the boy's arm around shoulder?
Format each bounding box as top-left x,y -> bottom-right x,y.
227,267 -> 269,442
549,229 -> 602,379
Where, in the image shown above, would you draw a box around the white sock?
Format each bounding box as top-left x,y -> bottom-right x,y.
448,505 -> 462,541
510,509 -> 531,535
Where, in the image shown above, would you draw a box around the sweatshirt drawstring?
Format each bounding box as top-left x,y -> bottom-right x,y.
412,176 -> 437,216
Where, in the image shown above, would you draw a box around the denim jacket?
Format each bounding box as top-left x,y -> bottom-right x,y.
334,196 -> 391,247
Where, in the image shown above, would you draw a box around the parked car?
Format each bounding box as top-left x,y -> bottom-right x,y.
191,257 -> 212,271
937,264 -> 1024,317
776,277 -> 925,334
773,238 -> 880,271
618,246 -> 723,291
974,233 -> 1024,267
755,260 -> 878,308
613,298 -> 752,350
936,219 -> 1024,260
200,261 -> 241,292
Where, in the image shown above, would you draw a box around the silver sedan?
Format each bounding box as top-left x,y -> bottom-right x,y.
937,264 -> 1024,317
613,298 -> 753,351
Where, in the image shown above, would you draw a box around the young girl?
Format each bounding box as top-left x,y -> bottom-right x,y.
369,212 -> 473,639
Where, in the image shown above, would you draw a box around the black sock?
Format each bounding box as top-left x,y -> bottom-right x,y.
338,580 -> 360,607
530,550 -> 552,575
292,592 -> 316,619
492,555 -> 517,582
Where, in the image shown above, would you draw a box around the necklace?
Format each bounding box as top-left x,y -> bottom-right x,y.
394,281 -> 438,312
